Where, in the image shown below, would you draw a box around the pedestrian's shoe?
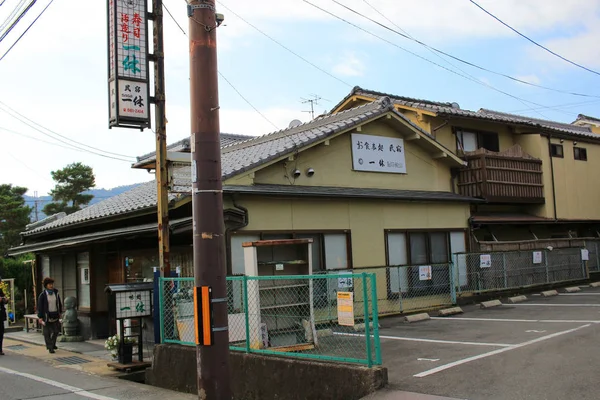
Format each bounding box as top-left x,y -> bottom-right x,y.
0,351 -> 4,355
53,346 -> 58,350
49,349 -> 55,354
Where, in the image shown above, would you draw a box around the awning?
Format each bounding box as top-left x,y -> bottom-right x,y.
7,217 -> 191,256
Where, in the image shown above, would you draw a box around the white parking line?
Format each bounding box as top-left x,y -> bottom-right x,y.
431,317 -> 600,323
559,293 -> 600,296
414,324 -> 591,378
510,303 -> 600,307
333,332 -> 512,347
0,366 -> 117,400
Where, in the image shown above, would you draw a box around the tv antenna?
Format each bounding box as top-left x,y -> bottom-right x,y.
301,94 -> 329,120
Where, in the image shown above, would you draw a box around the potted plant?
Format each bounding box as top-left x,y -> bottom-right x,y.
104,335 -> 136,364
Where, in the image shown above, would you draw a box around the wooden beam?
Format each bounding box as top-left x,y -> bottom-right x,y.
405,133 -> 420,141
356,126 -> 362,132
432,152 -> 448,159
324,139 -> 330,146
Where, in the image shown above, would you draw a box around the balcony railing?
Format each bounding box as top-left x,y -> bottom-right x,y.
457,145 -> 544,203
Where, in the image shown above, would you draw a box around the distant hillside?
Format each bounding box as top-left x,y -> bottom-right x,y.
23,183 -> 142,222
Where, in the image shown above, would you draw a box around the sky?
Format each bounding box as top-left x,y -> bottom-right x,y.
0,0 -> 599,197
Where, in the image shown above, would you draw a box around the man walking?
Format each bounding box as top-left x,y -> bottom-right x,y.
37,277 -> 62,354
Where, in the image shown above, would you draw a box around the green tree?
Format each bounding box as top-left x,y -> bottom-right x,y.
0,184 -> 32,256
0,253 -> 35,316
42,162 -> 96,215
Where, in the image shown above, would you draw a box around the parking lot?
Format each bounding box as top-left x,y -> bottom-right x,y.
371,284 -> 600,399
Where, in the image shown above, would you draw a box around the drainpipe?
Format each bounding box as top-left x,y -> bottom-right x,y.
546,135 -> 558,221
224,195 -> 249,275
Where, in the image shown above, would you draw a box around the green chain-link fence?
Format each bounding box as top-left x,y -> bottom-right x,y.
159,273 -> 382,367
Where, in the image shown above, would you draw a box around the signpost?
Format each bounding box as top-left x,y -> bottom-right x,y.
107,0 -> 150,130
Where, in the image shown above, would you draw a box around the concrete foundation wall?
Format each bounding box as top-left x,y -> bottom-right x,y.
146,344 -> 387,400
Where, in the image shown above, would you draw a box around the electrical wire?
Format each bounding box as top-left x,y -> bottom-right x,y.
217,1 -> 353,88
0,0 -> 35,43
164,1 -> 279,130
0,109 -> 135,162
0,0 -> 53,62
331,0 -> 600,98
303,0 -> 558,119
0,0 -> 27,32
469,0 -> 600,77
0,101 -> 137,159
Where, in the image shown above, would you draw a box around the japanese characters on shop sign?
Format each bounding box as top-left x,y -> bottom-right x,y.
351,133 -> 407,174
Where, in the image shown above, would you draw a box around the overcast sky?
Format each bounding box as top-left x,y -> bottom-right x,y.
0,0 -> 599,196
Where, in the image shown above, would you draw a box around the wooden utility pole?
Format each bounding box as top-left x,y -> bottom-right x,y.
188,0 -> 231,398
151,0 -> 171,277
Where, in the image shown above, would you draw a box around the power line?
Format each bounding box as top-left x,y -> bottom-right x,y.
509,98 -> 600,114
0,101 -> 136,159
302,0 -> 556,119
163,1 -> 279,130
469,0 -> 600,77
0,0 -> 36,43
0,0 -> 53,62
0,0 -> 28,32
0,109 -> 135,162
331,0 -> 600,99
218,1 -> 353,88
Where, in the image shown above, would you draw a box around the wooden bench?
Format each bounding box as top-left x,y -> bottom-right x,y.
24,314 -> 41,333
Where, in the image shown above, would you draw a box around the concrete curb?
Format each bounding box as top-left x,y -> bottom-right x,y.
353,322 -> 380,332
590,282 -> 600,288
316,329 -> 333,338
437,307 -> 464,317
480,300 -> 502,309
564,287 -> 581,293
508,295 -> 528,303
403,313 -> 431,323
541,290 -> 559,297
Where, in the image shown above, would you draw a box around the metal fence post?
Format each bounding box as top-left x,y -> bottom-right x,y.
369,273 -> 382,366
595,242 -> 600,273
450,261 -> 457,304
545,250 -> 550,283
502,253 -> 508,289
158,277 -> 165,344
243,275 -> 250,353
362,273 -> 372,368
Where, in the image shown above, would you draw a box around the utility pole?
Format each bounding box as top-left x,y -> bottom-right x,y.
188,1 -> 231,399
151,0 -> 171,278
33,190 -> 39,222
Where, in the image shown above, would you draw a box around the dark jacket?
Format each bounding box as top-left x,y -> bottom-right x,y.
37,289 -> 62,322
0,289 -> 6,322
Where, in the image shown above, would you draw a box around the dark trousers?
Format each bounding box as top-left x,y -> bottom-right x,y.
0,320 -> 4,352
43,321 -> 60,350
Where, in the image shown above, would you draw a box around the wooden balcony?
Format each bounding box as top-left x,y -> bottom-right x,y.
457,145 -> 544,204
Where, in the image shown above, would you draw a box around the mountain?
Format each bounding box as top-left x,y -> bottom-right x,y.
23,183 -> 143,222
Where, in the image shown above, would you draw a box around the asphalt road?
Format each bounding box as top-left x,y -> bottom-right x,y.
373,286 -> 600,400
0,352 -> 196,400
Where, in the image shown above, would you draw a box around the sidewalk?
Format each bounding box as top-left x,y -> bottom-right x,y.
4,330 -> 148,378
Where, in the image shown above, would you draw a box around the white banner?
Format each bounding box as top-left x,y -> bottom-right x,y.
351,133 -> 407,174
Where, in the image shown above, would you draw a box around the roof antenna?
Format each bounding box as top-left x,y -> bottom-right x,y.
301,94 -> 329,120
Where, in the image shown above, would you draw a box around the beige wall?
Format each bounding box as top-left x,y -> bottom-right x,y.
548,137 -> 600,220
253,121 -> 452,192
236,196 -> 470,268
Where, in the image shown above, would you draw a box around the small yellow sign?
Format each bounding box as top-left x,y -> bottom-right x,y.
337,291 -> 354,327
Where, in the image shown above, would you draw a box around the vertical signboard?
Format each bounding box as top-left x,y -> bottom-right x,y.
108,0 -> 150,129
337,292 -> 354,327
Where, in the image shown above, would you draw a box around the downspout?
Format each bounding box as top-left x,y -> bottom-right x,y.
547,135 -> 558,221
224,195 -> 249,275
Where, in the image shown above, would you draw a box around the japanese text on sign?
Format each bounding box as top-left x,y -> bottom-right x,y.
532,251 -> 543,264
337,292 -> 354,327
115,290 -> 152,319
419,266 -> 432,281
115,0 -> 148,80
351,133 -> 407,174
480,254 -> 491,268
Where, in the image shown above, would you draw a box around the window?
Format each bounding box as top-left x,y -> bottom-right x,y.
456,129 -> 499,153
386,231 -> 453,265
551,144 -> 563,158
574,147 -> 587,161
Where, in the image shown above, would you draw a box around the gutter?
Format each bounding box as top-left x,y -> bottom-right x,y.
546,135 -> 558,221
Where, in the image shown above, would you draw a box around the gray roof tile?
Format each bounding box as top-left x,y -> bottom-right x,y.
344,87 -> 598,139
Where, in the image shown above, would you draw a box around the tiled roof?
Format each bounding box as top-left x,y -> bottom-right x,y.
339,87 -> 597,139
135,133 -> 253,163
223,184 -> 480,203
24,180 -> 166,236
25,98 -> 400,236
